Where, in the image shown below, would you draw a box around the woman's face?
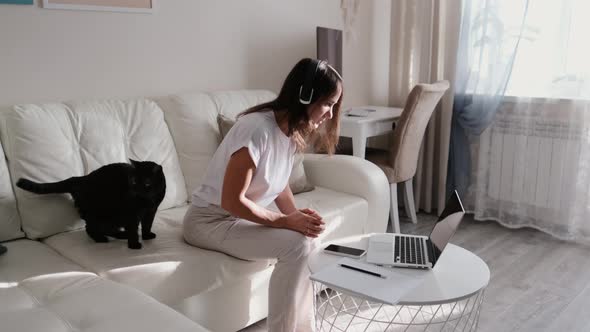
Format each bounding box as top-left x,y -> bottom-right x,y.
307,83 -> 342,130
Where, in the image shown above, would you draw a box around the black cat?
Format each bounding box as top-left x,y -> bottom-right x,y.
16,160 -> 166,249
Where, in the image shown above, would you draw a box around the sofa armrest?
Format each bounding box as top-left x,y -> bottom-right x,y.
302,154 -> 390,233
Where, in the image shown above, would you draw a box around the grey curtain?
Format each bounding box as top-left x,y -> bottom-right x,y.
388,0 -> 462,215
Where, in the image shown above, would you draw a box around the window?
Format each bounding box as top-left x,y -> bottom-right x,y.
463,0 -> 590,100
506,0 -> 590,100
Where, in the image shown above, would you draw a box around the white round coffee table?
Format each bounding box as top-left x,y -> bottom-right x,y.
310,234 -> 490,331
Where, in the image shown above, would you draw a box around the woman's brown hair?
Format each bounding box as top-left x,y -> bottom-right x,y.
239,58 -> 343,154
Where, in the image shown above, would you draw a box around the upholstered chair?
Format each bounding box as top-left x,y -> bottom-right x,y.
365,80 -> 450,233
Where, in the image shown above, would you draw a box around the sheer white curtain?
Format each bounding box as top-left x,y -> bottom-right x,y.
466,0 -> 590,242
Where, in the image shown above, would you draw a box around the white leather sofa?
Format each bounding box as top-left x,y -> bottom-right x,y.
0,90 -> 389,332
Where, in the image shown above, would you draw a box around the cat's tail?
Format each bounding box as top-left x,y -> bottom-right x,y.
16,178 -> 74,194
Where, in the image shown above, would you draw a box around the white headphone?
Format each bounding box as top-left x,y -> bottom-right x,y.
298,60 -> 342,105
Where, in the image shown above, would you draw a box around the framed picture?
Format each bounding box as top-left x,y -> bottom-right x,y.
42,0 -> 155,13
0,0 -> 33,4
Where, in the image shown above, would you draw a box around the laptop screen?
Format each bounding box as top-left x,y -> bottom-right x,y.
428,190 -> 465,265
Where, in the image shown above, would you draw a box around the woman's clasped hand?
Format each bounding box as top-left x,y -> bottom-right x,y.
276,208 -> 325,238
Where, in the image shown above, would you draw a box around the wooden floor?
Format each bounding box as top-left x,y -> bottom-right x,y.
240,213 -> 590,332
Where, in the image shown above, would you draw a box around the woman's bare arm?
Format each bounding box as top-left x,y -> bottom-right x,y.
220,147 -> 284,226
274,184 -> 297,215
220,147 -> 325,236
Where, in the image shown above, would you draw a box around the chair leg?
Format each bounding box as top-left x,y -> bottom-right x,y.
403,179 -> 418,224
390,183 -> 400,233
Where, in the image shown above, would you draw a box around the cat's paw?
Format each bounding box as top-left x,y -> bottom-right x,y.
142,232 -> 156,240
128,242 -> 142,250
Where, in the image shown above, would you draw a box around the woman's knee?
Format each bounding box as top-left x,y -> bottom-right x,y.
281,232 -> 313,259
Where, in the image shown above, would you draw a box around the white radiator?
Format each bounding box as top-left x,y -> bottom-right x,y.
483,114 -> 582,209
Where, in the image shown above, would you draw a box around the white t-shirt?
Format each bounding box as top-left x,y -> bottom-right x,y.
192,110 -> 297,208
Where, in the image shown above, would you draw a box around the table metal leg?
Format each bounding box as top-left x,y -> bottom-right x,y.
313,281 -> 487,331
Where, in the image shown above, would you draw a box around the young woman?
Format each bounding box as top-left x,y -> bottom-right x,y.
183,58 -> 343,332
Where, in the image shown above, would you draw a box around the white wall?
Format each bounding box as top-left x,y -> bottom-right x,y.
0,0 -> 390,108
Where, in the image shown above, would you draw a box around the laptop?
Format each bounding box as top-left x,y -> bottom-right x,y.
366,190 -> 465,269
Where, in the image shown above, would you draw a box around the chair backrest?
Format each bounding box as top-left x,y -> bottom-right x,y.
389,80 -> 450,183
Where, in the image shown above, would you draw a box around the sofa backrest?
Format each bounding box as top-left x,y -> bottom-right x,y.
209,90 -> 277,119
0,134 -> 24,242
0,99 -> 187,239
158,90 -> 276,197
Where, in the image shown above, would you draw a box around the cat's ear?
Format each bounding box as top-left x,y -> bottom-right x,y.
152,163 -> 163,174
129,159 -> 140,166
146,161 -> 162,173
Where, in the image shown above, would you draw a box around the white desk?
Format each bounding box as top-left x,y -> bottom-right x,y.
340,106 -> 403,159
310,234 -> 490,331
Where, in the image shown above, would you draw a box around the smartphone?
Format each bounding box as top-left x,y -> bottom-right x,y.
323,244 -> 366,258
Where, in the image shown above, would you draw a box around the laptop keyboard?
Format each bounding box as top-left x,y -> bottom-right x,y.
395,235 -> 426,265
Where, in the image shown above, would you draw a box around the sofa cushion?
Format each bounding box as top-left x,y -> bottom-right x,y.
42,185 -> 367,302
156,93 -> 220,200
217,113 -> 314,195
0,131 -> 24,242
0,239 -> 87,282
0,240 -> 207,332
157,90 -> 276,199
0,99 -> 187,239
209,90 -> 277,120
42,186 -> 367,331
43,205 -> 272,306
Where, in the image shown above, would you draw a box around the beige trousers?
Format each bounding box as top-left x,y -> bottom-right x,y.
183,204 -> 316,332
